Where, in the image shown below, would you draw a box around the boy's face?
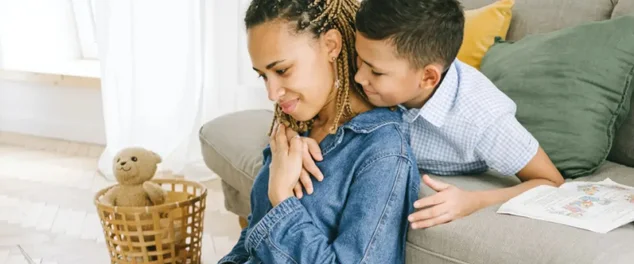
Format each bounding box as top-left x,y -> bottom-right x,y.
354,32 -> 441,109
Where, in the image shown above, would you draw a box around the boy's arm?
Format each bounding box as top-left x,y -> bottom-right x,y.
408,114 -> 564,229
476,146 -> 564,207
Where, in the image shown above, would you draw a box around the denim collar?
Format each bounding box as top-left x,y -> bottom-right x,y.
340,107 -> 403,133
303,107 -> 403,157
400,60 -> 458,127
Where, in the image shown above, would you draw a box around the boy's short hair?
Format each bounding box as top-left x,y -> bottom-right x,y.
356,0 -> 465,70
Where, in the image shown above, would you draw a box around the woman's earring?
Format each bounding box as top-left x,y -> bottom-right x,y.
332,57 -> 340,89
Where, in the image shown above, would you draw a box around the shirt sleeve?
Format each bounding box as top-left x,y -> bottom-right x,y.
475,113 -> 539,176
244,154 -> 417,264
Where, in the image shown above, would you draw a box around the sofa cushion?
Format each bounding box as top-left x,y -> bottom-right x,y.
199,109 -> 272,200
479,15 -> 634,178
221,180 -> 251,217
612,0 -> 634,18
609,2 -> 634,169
459,0 -> 614,41
406,162 -> 634,264
609,96 -> 634,168
456,0 -> 514,69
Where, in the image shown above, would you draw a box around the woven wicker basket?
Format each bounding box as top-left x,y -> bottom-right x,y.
94,178 -> 208,264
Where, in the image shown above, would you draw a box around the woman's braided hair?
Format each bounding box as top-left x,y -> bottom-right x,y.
245,0 -> 367,135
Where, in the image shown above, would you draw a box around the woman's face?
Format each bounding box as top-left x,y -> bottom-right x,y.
247,20 -> 337,122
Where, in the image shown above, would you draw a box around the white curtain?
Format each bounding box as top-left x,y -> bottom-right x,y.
94,0 -> 272,182
94,0 -> 211,181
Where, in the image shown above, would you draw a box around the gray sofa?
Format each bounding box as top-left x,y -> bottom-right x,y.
200,0 -> 634,263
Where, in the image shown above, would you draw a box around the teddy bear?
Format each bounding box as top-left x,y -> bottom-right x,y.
99,147 -> 180,262
99,147 -> 167,207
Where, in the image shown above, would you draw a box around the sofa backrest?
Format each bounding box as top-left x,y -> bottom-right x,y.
460,0 -> 634,41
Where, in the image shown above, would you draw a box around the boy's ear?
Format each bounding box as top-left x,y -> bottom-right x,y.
322,28 -> 343,60
418,64 -> 444,91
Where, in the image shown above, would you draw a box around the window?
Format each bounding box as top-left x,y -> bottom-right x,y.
0,0 -> 100,78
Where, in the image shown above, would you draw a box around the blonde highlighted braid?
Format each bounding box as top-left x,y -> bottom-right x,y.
244,0 -> 367,136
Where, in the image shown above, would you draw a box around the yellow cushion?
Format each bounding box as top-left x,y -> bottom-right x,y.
457,0 -> 514,69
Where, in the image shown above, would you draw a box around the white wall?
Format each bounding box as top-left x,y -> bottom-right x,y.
0,79 -> 105,145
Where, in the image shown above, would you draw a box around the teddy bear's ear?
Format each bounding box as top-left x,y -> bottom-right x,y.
150,151 -> 162,163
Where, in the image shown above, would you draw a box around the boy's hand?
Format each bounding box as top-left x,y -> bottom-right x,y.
284,128 -> 324,198
408,175 -> 481,229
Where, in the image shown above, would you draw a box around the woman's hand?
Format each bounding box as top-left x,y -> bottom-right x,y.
283,129 -> 324,199
408,175 -> 482,229
268,123 -> 306,207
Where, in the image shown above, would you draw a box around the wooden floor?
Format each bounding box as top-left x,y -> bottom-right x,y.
0,132 -> 241,263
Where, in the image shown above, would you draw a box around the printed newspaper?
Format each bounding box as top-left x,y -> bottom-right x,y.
497,178 -> 634,233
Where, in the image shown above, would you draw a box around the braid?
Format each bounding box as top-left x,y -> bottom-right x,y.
245,0 -> 366,136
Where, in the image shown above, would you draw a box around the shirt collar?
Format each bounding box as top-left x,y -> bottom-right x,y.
340,107 -> 404,133
302,107 -> 404,137
400,60 -> 459,127
300,107 -> 404,157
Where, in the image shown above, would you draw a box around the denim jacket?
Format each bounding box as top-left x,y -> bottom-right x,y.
218,107 -> 421,264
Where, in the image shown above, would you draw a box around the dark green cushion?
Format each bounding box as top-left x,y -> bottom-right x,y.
608,94 -> 634,168
480,15 -> 634,178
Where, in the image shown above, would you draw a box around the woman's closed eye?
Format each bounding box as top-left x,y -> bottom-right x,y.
275,68 -> 288,75
256,67 -> 289,80
371,70 -> 384,76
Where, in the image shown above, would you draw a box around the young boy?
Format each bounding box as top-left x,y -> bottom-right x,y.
351,0 -> 564,229
290,0 -> 563,229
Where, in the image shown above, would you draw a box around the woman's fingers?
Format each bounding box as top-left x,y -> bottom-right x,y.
271,122 -> 280,139
304,138 -> 323,161
285,126 -> 304,158
300,169 -> 313,194
302,145 -> 324,182
275,124 -> 288,153
285,126 -> 299,142
283,127 -> 324,182
270,122 -> 279,152
294,183 -> 303,199
289,135 -> 304,160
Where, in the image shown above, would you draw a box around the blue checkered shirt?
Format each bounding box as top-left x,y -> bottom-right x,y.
400,59 -> 539,176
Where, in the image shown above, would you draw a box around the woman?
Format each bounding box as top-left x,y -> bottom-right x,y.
218,0 -> 420,263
